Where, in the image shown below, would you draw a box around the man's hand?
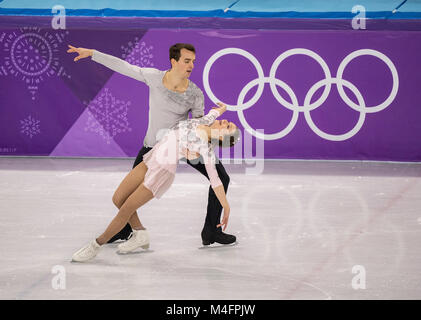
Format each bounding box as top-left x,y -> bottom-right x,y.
67,45 -> 94,62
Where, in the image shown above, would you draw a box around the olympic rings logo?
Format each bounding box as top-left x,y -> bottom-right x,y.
203,48 -> 399,141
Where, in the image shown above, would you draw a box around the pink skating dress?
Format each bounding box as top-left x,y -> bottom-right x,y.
142,109 -> 222,199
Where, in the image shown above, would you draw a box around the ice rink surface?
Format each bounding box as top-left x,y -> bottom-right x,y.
0,157 -> 420,300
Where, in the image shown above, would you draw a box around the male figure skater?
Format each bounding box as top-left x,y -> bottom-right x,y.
67,43 -> 236,246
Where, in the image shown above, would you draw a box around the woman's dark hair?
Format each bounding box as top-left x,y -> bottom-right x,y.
211,128 -> 241,148
169,43 -> 196,62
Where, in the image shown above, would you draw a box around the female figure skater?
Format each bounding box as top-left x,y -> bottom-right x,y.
72,103 -> 240,262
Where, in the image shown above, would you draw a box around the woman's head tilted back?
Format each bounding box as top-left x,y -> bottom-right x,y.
209,119 -> 240,148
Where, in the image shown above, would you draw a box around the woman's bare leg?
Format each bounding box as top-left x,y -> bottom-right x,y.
112,162 -> 148,231
96,183 -> 154,245
128,212 -> 143,230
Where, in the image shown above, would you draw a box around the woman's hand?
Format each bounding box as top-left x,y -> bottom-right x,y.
67,45 -> 94,62
217,205 -> 230,231
212,102 -> 227,116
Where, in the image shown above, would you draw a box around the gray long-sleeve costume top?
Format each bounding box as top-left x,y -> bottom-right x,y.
91,50 -> 205,147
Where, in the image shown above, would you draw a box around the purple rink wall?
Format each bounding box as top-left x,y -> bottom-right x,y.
0,17 -> 421,162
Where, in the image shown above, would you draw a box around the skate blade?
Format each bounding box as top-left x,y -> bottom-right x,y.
198,241 -> 238,249
116,246 -> 152,255
116,250 -> 153,255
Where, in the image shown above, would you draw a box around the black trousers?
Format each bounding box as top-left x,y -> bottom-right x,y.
111,145 -> 230,240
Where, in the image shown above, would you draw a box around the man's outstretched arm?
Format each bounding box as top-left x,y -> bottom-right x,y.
67,44 -> 151,85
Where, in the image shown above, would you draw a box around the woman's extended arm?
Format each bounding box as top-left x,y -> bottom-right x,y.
212,102 -> 227,116
201,147 -> 230,231
212,184 -> 230,231
197,102 -> 228,126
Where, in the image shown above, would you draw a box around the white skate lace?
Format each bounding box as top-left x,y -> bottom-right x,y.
128,231 -> 142,244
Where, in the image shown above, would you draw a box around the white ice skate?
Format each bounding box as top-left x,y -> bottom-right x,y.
72,239 -> 101,262
117,229 -> 150,253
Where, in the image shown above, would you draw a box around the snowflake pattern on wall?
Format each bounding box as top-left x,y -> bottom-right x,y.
84,88 -> 132,144
0,27 -> 71,100
121,38 -> 154,67
20,115 -> 41,138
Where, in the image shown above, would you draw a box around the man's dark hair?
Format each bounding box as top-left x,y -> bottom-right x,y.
169,43 -> 196,62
